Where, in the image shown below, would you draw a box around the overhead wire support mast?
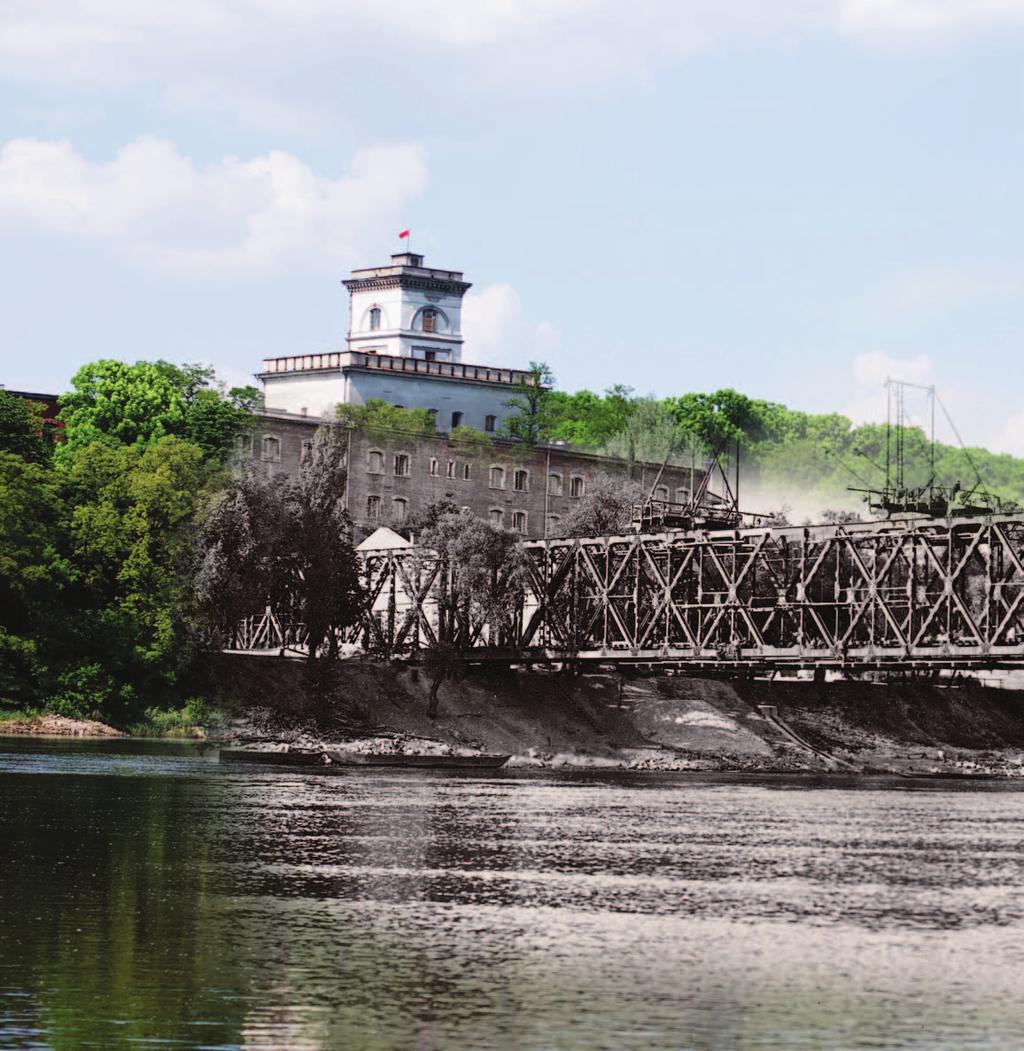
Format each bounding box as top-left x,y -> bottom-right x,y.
850,377 -> 1008,519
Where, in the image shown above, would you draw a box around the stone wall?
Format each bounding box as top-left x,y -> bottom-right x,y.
246,411 -> 703,539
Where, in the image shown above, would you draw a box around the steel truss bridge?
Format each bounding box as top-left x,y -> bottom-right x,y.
229,513 -> 1024,671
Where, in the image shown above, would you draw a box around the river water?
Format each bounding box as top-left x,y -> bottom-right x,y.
2,740 -> 1024,1050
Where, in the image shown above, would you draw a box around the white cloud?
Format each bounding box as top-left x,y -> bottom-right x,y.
0,135 -> 428,273
4,2 -> 1023,111
838,0 -> 1024,42
842,350 -> 935,423
461,282 -> 559,368
991,412 -> 1024,457
860,260 -> 1024,320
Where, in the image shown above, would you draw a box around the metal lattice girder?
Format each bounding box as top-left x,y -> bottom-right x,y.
230,513 -> 1024,668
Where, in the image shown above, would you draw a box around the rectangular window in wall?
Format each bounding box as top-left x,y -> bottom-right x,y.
392,497 -> 407,522
489,508 -> 503,527
513,469 -> 529,492
394,453 -> 410,476
548,472 -> 563,496
446,460 -> 456,478
429,458 -> 439,477
366,495 -> 380,520
570,476 -> 585,498
367,449 -> 384,473
489,466 -> 505,489
484,415 -> 496,433
512,511 -> 527,534
261,435 -> 281,462
462,463 -> 471,480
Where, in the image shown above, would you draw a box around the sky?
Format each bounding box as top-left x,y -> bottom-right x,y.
1,1 -> 1023,454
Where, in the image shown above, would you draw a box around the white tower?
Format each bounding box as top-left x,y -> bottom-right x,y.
343,252 -> 471,363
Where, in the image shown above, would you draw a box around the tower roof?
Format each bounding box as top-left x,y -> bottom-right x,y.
343,252 -> 471,295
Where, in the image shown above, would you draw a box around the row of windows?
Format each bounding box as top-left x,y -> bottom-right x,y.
365,450 -> 587,497
251,437 -> 686,504
249,414 -> 500,464
372,409 -> 498,433
248,434 -> 348,465
365,495 -> 548,535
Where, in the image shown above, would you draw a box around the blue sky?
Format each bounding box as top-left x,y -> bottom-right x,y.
2,1 -> 1023,452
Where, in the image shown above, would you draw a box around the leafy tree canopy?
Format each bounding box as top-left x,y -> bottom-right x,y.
335,398 -> 436,436
561,474 -> 644,537
544,384 -> 635,447
0,390 -> 50,463
199,424 -> 363,664
58,359 -> 258,462
501,361 -> 555,445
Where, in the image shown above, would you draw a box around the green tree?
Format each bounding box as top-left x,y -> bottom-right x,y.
335,398 -> 436,436
0,390 -> 50,463
0,453 -> 64,705
543,385 -> 636,447
501,361 -> 554,445
61,437 -> 209,718
601,398 -> 694,469
58,359 -> 257,462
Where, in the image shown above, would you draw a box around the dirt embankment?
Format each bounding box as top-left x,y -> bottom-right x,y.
210,655 -> 1024,774
0,714 -> 125,737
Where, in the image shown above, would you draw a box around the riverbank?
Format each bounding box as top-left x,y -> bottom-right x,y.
0,712 -> 125,737
210,655 -> 1024,776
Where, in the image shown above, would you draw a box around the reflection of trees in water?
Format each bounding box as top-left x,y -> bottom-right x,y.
0,772 -> 247,1048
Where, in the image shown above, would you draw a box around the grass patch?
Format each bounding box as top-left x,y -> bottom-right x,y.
0,707 -> 42,726
127,698 -> 224,739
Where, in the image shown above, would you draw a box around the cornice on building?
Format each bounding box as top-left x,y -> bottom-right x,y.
342,274 -> 471,297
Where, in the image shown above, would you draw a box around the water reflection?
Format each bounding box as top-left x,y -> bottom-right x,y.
2,744 -> 1024,1049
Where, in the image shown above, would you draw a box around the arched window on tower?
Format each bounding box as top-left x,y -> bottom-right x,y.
422,307 -> 437,332
369,306 -> 381,331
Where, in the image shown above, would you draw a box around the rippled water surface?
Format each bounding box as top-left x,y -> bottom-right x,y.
2,739 -> 1024,1049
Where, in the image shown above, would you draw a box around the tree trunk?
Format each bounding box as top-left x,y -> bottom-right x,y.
427,674 -> 444,718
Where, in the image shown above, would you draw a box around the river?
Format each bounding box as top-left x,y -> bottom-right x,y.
1,739 -> 1024,1050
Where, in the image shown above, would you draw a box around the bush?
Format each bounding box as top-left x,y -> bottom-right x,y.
49,663 -> 134,721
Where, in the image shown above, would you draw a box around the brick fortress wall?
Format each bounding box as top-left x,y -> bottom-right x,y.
245,411 -> 704,539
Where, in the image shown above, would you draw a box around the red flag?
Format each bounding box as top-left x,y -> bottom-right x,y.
398,229 -> 410,239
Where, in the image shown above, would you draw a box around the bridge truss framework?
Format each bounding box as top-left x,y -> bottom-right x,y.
230,513 -> 1024,671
